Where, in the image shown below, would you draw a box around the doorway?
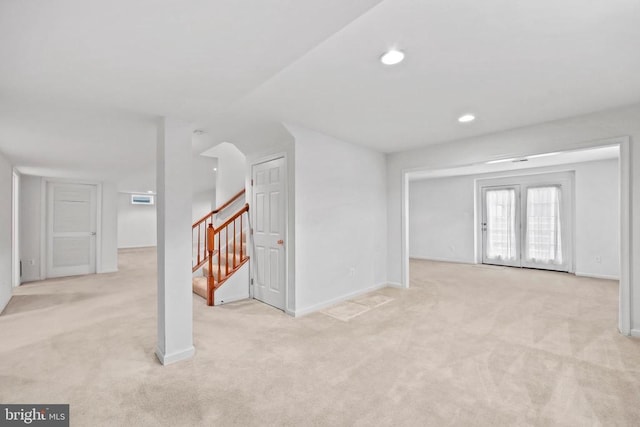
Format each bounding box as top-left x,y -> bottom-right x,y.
480,172 -> 573,272
46,182 -> 98,278
402,140 -> 631,335
251,156 -> 286,310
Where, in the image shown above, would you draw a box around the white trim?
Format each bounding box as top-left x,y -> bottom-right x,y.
401,136 -> 631,336
387,282 -> 404,289
39,178 -> 46,280
401,172 -> 410,288
249,152 -> 291,313
410,256 -> 474,265
118,244 -> 158,250
293,282 -> 389,317
11,170 -> 20,287
630,329 -> 640,338
618,137 -> 631,336
155,346 -> 195,366
96,183 -> 103,274
575,272 -> 619,281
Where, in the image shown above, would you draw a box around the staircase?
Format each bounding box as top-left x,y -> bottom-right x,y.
192,190 -> 249,306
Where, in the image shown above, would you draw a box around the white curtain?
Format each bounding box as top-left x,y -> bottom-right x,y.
526,186 -> 563,264
486,189 -> 517,261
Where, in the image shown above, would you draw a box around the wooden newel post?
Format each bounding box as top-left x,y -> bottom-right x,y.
206,224 -> 215,306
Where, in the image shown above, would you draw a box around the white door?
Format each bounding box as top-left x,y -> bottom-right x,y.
47,183 -> 97,278
482,186 -> 521,267
252,157 -> 286,310
481,181 -> 571,272
521,185 -> 568,272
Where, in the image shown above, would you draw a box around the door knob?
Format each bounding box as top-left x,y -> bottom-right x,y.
277,239 -> 284,245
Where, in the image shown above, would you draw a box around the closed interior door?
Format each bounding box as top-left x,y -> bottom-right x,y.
47,183 -> 97,278
252,157 -> 286,310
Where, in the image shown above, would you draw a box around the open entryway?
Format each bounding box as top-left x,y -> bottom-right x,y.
46,182 -> 98,278
403,141 -> 631,335
251,156 -> 286,310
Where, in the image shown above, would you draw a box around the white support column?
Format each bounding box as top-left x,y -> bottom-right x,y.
156,117 -> 195,365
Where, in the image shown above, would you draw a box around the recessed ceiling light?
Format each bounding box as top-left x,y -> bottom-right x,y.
213,168 -> 217,171
458,114 -> 475,123
380,49 -> 405,65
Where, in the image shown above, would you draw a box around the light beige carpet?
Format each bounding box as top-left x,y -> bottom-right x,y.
321,293 -> 393,321
0,251 -> 639,426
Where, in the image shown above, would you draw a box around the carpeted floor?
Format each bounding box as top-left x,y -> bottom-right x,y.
0,250 -> 639,426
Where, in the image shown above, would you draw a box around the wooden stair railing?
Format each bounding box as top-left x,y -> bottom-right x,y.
202,203 -> 249,305
192,189 -> 245,272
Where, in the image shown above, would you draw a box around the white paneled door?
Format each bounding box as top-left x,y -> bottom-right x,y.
482,180 -> 570,272
47,183 -> 98,278
252,157 -> 286,310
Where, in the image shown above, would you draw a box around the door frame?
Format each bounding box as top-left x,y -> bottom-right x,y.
40,178 -> 103,280
401,136 -> 631,336
248,152 -> 291,314
477,171 -> 575,273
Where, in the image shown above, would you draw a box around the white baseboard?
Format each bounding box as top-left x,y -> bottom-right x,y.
293,282 -> 389,317
387,282 -> 404,289
155,346 -> 195,365
216,294 -> 249,305
575,271 -> 619,281
630,329 -> 640,338
410,256 -> 474,265
118,245 -> 157,250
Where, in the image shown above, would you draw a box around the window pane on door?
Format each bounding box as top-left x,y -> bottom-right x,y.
526,186 -> 563,264
486,189 -> 517,261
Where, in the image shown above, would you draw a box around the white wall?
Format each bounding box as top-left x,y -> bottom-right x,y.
20,175 -> 42,282
410,175 -> 474,263
117,193 -> 157,249
290,124 -> 387,314
101,183 -> 118,272
192,189 -> 215,223
574,160 -> 619,279
201,142 -> 246,207
0,151 -> 13,313
386,104 -> 640,334
409,159 -> 619,278
117,189 -> 215,249
19,176 -> 119,280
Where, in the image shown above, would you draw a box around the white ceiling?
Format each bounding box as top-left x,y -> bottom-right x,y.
233,0 -> 640,152
1,0 -> 639,185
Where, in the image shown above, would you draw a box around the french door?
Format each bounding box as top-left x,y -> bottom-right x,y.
482,182 -> 570,272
